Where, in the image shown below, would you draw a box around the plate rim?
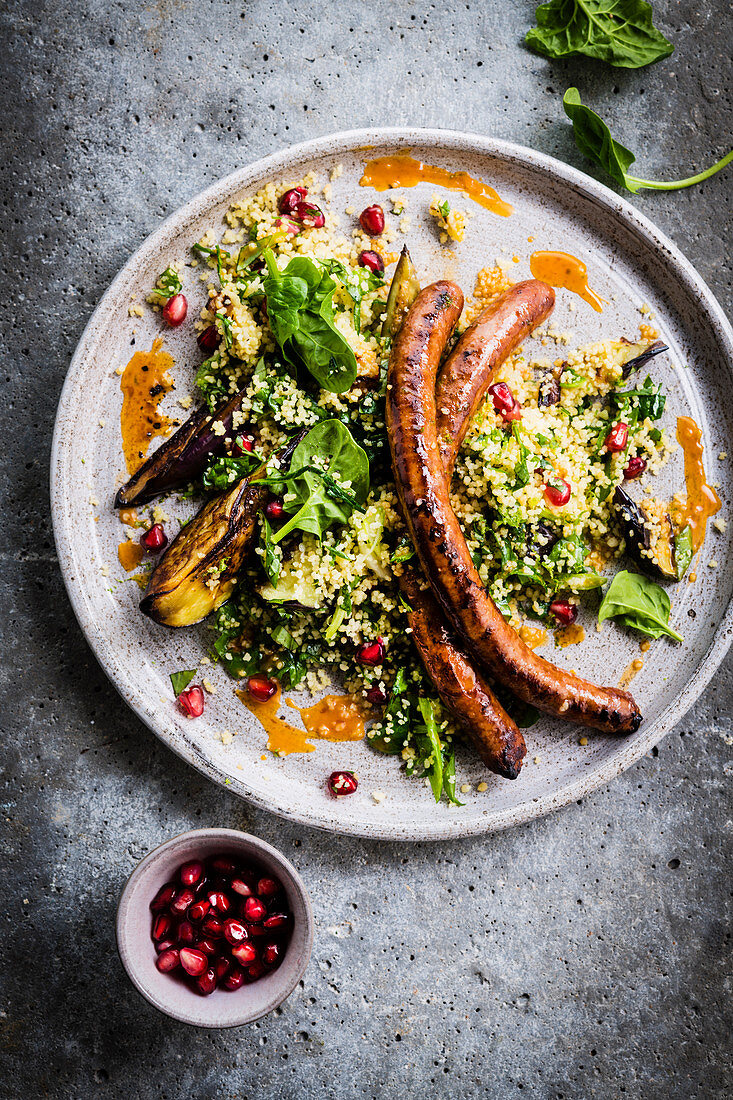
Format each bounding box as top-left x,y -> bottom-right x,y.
51,127 -> 733,840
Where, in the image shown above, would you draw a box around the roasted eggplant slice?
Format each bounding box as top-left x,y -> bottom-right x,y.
115,387 -> 249,508
382,246 -> 420,338
140,479 -> 268,627
537,362 -> 565,407
614,486 -> 676,579
620,339 -> 669,379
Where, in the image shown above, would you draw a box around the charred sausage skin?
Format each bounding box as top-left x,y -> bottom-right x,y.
400,572 -> 525,779
435,280 -> 556,478
387,282 -> 642,735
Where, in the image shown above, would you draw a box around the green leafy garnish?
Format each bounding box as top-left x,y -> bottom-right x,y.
150,266 -> 183,302
262,515 -> 282,586
262,251 -> 358,393
526,0 -> 673,68
563,88 -> 733,193
612,375 -> 665,422
598,569 -> 683,642
264,420 -> 370,545
170,669 -> 197,697
438,199 -> 450,219
202,451 -> 262,492
674,526 -> 693,580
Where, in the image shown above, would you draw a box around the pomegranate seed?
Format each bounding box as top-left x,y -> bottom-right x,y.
294,201 -> 325,228
188,899 -> 210,922
155,947 -> 180,973
247,675 -> 277,703
248,960 -> 267,981
265,499 -> 284,521
196,938 -> 218,956
152,913 -> 172,942
177,920 -> 195,945
257,877 -> 279,898
180,860 -> 203,887
327,770 -> 358,797
214,956 -> 230,982
155,939 -> 175,954
263,913 -> 289,930
223,918 -> 249,946
180,947 -> 208,976
550,600 -> 578,627
357,638 -> 385,665
243,896 -> 267,923
197,324 -> 220,354
208,891 -> 232,914
210,856 -> 238,875
230,877 -> 253,897
246,922 -> 267,937
358,249 -> 385,274
544,477 -> 571,508
359,204 -> 385,236
178,685 -> 205,718
162,293 -> 187,327
623,456 -> 647,480
231,942 -> 258,965
197,967 -> 218,995
150,882 -> 176,912
170,888 -> 195,915
223,966 -> 246,991
263,941 -> 282,966
366,685 -> 387,705
232,435 -> 255,456
605,421 -> 629,453
278,185 -> 308,214
140,523 -> 168,552
488,382 -> 522,422
202,914 -> 224,938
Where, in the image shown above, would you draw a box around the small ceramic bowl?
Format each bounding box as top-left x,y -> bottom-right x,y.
116,828 -> 314,1027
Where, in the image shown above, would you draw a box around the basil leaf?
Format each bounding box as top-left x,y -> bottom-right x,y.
674,526 -> 693,580
563,88 -> 733,193
262,251 -> 358,393
598,569 -> 683,642
170,669 -> 197,697
527,0 -> 673,68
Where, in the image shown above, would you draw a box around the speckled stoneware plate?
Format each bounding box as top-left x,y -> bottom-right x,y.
51,129 -> 733,840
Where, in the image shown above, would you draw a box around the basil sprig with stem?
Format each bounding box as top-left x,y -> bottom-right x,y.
563,88 -> 733,194
526,0 -> 673,68
598,569 -> 683,642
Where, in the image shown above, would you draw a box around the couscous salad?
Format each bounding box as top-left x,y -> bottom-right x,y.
114,170 -> 721,803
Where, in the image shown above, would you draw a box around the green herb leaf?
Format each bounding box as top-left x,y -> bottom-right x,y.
262,251 -> 358,393
442,750 -> 464,806
151,266 -> 183,302
170,669 -> 197,697
612,374 -> 666,422
262,515 -> 282,587
202,451 -> 262,492
438,199 -> 450,219
598,569 -> 683,642
368,667 -> 413,755
563,88 -> 733,193
417,697 -> 444,803
527,0 -> 673,68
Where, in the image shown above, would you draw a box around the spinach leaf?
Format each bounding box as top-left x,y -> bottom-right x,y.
674,526 -> 693,580
262,251 -> 358,392
598,569 -> 683,641
563,88 -> 733,193
265,420 -> 370,544
170,669 -> 197,696
527,0 -> 673,68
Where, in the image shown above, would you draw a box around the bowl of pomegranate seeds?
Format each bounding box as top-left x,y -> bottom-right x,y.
116,828 -> 313,1027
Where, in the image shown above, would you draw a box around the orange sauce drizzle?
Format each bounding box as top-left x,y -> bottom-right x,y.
619,658 -> 644,689
359,155 -> 513,218
674,417 -> 721,553
529,250 -> 605,312
519,624 -> 547,649
238,687 -> 366,756
118,541 -> 145,572
120,337 -> 175,474
556,624 -> 585,648
119,507 -> 140,527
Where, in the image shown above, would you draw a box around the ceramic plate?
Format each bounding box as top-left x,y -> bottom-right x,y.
51,129 -> 733,839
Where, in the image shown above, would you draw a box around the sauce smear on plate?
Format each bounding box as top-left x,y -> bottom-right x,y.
118,541 -> 145,572
238,687 -> 366,756
120,337 -> 175,474
673,416 -> 721,552
529,250 -> 605,312
360,155 -> 513,217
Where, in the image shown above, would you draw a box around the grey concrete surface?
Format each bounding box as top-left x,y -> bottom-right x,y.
1,1 -> 732,1097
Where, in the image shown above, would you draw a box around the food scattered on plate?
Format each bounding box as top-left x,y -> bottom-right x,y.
113,166 -> 722,804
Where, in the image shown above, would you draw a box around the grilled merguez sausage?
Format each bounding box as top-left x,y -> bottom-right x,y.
400,572 -> 525,779
435,280 -> 556,479
387,281 -> 642,734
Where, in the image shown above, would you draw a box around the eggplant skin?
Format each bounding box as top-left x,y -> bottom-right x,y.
115,388 -> 248,508
614,486 -> 676,580
382,246 -> 420,338
140,479 -> 267,627
620,339 -> 668,379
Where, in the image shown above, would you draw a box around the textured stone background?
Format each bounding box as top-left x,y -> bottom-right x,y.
1,1 -> 732,1097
